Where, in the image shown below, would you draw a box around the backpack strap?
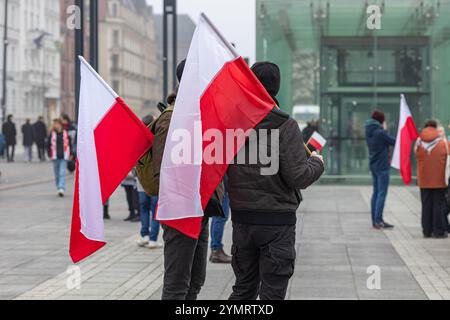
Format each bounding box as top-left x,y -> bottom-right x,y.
148,106 -> 174,135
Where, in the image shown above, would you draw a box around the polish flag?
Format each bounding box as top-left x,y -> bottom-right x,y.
70,57 -> 153,263
308,132 -> 327,152
156,14 -> 275,238
391,94 -> 419,185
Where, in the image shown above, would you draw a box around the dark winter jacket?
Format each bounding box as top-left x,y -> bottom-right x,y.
2,120 -> 16,145
365,119 -> 396,172
22,123 -> 34,146
227,108 -> 325,226
34,121 -> 47,146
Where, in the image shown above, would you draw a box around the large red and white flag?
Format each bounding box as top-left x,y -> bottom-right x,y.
391,94 -> 419,185
70,57 -> 153,263
157,14 -> 275,238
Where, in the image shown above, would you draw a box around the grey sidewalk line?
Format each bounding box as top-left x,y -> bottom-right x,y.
0,175 -> 74,192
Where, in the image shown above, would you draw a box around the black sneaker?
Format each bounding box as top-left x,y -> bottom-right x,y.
131,216 -> 141,223
381,222 -> 394,229
432,233 -> 448,239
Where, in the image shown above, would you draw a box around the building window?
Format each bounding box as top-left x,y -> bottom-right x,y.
113,30 -> 119,46
111,3 -> 118,17
111,54 -> 119,72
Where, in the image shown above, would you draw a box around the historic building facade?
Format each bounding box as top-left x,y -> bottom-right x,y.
0,0 -> 61,124
99,0 -> 161,117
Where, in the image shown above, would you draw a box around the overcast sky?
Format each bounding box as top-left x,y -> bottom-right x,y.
146,0 -> 256,63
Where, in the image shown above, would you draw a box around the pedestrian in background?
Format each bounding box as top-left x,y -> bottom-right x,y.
209,175 -> 232,264
61,114 -> 77,152
415,120 -> 450,238
2,115 -> 17,162
365,111 -> 396,230
22,119 -> 34,162
302,120 -> 319,143
136,178 -> 162,249
0,131 -> 5,159
227,62 -> 324,300
135,114 -> 162,249
34,116 -> 47,162
121,170 -> 140,222
438,125 -> 450,226
47,119 -> 72,197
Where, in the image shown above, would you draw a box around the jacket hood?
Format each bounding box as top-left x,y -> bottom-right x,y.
420,127 -> 440,143
365,119 -> 381,138
256,107 -> 290,130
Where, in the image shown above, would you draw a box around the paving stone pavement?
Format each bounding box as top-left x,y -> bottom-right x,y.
1,162 -> 448,300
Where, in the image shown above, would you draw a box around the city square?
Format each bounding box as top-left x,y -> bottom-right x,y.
0,159 -> 450,300
1,0 -> 450,306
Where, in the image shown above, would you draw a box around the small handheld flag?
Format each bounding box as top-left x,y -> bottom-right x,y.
307,132 -> 327,152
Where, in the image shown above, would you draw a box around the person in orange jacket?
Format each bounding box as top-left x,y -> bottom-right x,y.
415,120 -> 450,238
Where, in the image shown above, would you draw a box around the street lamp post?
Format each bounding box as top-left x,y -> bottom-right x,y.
75,0 -> 84,123
163,0 -> 177,101
90,0 -> 98,71
1,0 -> 9,124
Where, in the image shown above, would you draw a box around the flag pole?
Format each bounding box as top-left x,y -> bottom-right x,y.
200,13 -> 239,58
304,143 -> 312,156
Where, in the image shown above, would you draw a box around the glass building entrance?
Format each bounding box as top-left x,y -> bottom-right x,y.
256,0 -> 450,182
320,37 -> 431,178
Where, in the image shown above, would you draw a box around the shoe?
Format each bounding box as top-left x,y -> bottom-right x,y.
381,222 -> 394,229
58,189 -> 65,197
137,237 -> 150,247
147,241 -> 163,250
131,216 -> 141,223
124,215 -> 133,222
209,248 -> 232,264
432,233 -> 448,239
373,224 -> 382,230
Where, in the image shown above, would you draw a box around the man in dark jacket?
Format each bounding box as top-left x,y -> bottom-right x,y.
34,116 -> 47,161
227,62 -> 325,300
2,114 -> 17,162
365,111 -> 396,230
22,119 -> 34,162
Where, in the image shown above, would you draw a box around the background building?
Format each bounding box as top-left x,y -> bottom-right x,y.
0,0 -> 61,125
256,0 -> 450,182
155,13 -> 196,93
99,0 -> 160,117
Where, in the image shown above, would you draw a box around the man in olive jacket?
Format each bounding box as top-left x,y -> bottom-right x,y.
228,62 -> 325,300
152,60 -> 224,300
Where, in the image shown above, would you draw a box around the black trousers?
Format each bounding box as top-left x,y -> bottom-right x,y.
123,185 -> 139,217
162,217 -> 209,300
229,223 -> 296,301
6,144 -> 14,162
421,188 -> 448,237
36,143 -> 46,161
